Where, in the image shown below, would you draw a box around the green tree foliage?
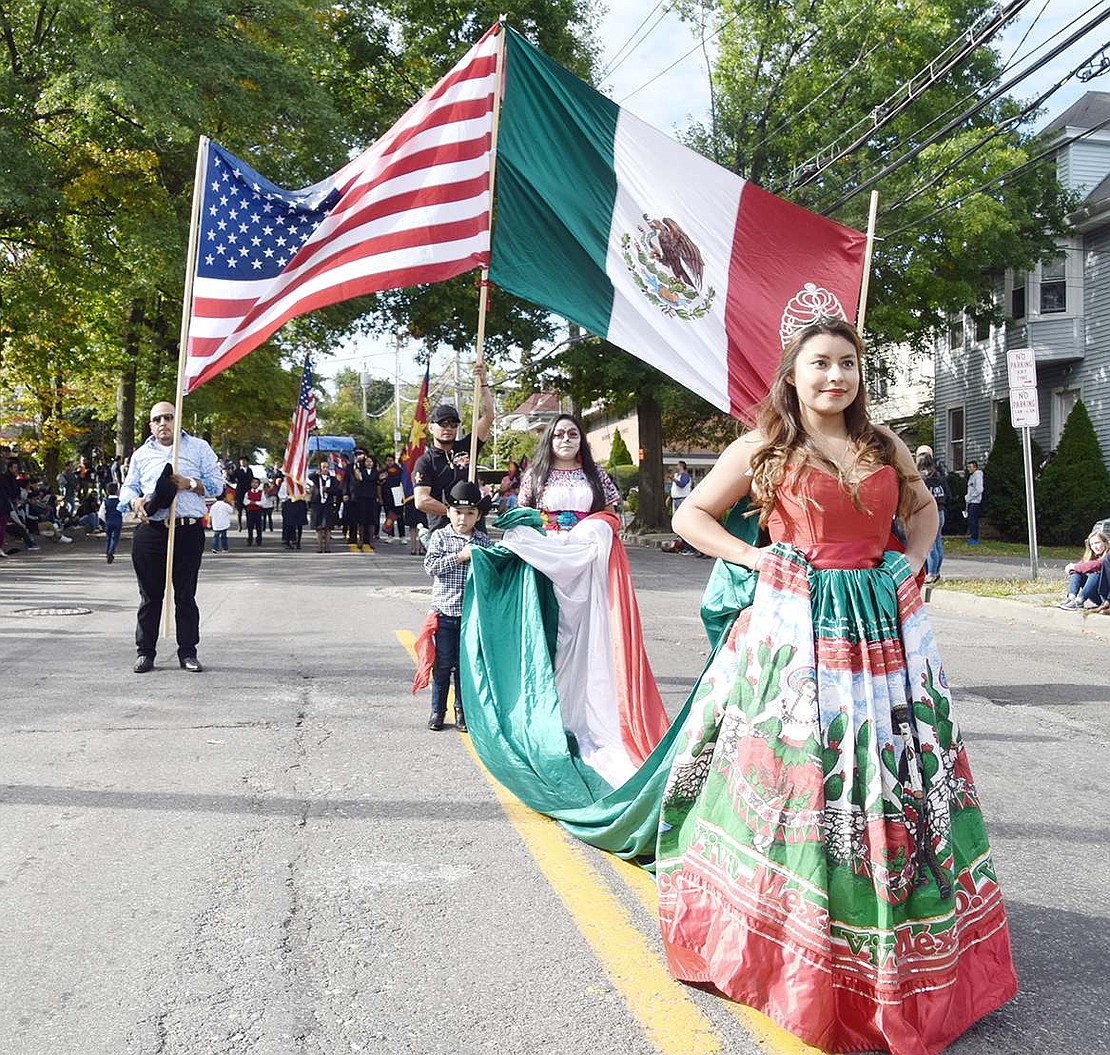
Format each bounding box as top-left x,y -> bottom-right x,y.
677,0 -> 1072,359
490,429 -> 537,470
1036,401 -> 1110,545
982,401 -> 1041,541
0,2 -> 595,469
608,427 -> 633,467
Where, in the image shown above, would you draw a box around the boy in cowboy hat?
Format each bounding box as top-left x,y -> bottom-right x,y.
421,481 -> 491,732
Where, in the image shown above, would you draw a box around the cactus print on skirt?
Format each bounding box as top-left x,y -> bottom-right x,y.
656,543 -> 1017,1055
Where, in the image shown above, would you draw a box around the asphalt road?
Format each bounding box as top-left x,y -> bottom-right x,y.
1,529 -> 1106,1055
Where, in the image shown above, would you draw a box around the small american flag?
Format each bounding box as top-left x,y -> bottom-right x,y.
184,23 -> 500,393
281,357 -> 318,499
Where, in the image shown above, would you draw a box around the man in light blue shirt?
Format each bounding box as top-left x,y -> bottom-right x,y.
118,400 -> 223,673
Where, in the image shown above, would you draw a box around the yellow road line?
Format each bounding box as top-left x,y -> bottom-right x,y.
396,627 -> 823,1055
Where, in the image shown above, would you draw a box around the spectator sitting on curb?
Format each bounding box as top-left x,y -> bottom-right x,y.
1059,530 -> 1110,612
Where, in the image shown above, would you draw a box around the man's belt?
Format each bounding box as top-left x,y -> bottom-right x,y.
150,516 -> 202,526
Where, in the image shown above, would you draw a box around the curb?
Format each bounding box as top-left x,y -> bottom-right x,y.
926,587 -> 1110,639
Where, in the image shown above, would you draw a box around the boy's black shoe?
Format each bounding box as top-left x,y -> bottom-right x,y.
454,708 -> 468,733
427,710 -> 446,731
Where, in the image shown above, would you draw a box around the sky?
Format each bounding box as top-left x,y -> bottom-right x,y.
324,0 -> 1110,394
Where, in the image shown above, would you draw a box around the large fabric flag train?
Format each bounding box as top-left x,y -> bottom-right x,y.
181,22 -> 866,422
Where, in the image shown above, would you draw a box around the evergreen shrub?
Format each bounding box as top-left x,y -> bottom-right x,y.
607,428 -> 633,468
609,463 -> 639,495
982,402 -> 1042,541
1036,400 -> 1110,544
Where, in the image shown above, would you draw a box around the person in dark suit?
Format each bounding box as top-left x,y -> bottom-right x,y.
232,457 -> 253,530
308,459 -> 341,553
345,449 -> 380,550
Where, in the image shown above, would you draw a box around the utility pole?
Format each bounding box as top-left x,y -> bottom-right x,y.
393,333 -> 404,456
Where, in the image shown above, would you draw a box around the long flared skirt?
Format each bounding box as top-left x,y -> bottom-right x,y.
656,546 -> 1017,1055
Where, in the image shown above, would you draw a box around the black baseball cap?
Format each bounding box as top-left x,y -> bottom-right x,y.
429,403 -> 461,424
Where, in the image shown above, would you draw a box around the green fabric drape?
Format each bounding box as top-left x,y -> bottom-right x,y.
461,502 -> 760,864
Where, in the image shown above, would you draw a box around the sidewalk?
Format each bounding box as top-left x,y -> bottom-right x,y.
620,529 -> 1110,640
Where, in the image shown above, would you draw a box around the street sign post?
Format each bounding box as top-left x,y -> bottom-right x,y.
1007,348 -> 1039,579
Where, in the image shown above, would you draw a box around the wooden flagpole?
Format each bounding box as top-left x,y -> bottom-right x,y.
468,17 -> 508,483
855,190 -> 880,333
161,134 -> 210,638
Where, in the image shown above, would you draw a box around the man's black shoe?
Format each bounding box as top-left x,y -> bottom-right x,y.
179,655 -> 203,673
427,711 -> 445,731
454,709 -> 468,733
134,655 -> 155,674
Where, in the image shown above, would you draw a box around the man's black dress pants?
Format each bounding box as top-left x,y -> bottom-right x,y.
132,520 -> 205,659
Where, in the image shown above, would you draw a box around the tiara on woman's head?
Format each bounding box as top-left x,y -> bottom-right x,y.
779,283 -> 849,346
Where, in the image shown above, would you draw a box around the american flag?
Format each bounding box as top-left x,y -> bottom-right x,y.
400,364 -> 431,499
183,24 -> 500,393
280,357 -> 317,499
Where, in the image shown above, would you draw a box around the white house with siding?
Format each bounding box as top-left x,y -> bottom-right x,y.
932,92 -> 1110,474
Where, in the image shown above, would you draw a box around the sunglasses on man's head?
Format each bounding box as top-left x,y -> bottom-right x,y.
150,413 -> 175,423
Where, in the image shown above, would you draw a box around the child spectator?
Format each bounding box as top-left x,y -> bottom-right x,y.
244,479 -> 264,547
209,494 -> 234,553
99,484 -> 124,564
260,479 -> 276,532
420,481 -> 491,732
1059,531 -> 1110,611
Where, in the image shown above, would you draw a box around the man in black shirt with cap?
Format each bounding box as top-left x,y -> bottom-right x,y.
412,361 -> 494,532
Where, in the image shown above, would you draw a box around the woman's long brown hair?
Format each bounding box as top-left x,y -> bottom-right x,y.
748,318 -> 919,527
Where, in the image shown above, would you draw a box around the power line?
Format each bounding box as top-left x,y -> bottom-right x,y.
599,2 -> 669,80
882,114 -> 1110,240
787,0 -> 1033,193
1001,0 -> 1054,68
618,9 -> 741,105
823,0 -> 1105,198
882,39 -> 1110,218
820,2 -> 1110,214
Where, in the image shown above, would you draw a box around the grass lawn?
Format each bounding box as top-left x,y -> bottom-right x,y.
933,577 -> 1061,600
941,538 -> 1074,560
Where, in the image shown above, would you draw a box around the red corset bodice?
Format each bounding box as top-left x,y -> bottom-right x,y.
766,465 -> 898,569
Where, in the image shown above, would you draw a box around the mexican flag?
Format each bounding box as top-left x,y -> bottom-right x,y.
490,26 -> 868,420
461,510 -> 672,829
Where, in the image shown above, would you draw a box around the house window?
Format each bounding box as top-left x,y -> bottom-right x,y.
947,316 -> 963,350
974,313 -> 991,341
946,406 -> 965,472
1040,256 -> 1066,313
1053,388 -> 1079,447
1011,271 -> 1026,319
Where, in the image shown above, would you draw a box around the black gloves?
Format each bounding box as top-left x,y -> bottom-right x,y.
143,464 -> 179,516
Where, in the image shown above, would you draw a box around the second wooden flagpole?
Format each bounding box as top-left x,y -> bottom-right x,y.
855,190 -> 880,334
